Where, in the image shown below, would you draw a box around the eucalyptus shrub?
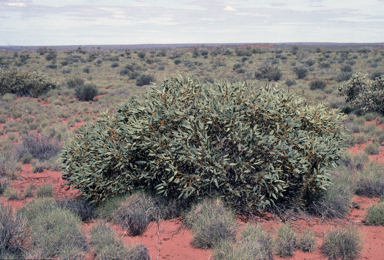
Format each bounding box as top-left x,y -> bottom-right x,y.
61,77 -> 345,212
339,73 -> 384,115
0,69 -> 56,97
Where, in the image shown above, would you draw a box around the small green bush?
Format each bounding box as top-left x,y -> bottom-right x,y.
293,66 -> 308,79
0,180 -> 10,195
36,183 -> 54,198
185,198 -> 237,249
275,223 -> 296,257
91,222 -> 150,260
309,80 -> 327,90
111,192 -> 155,236
322,226 -> 363,260
15,132 -> 62,161
213,224 -> 274,260
355,162 -> 384,197
0,69 -> 56,97
26,208 -> 88,259
339,73 -> 384,115
336,72 -> 353,82
0,203 -> 28,259
285,78 -> 297,87
55,195 -> 96,221
364,202 -> 384,225
136,74 -> 153,86
3,186 -> 19,200
364,142 -> 380,155
66,77 -> 84,88
311,172 -> 354,218
296,229 -> 316,252
255,62 -> 282,81
75,83 -> 98,101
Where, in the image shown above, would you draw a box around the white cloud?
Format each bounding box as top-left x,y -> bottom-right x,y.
4,2 -> 26,7
223,5 -> 237,12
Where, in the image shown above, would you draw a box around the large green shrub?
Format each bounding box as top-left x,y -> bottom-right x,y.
61,76 -> 345,211
0,69 -> 56,97
255,62 -> 282,82
339,73 -> 384,115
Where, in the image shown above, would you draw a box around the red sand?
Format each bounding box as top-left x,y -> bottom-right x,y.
1,120 -> 384,259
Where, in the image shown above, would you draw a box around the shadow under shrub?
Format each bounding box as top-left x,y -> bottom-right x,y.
61,76 -> 346,212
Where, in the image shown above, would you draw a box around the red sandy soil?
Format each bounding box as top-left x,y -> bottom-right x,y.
1,120 -> 384,259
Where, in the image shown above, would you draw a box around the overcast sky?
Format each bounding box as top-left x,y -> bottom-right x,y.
1,0 -> 383,46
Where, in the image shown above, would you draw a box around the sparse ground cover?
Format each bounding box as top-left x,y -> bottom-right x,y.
0,44 -> 384,259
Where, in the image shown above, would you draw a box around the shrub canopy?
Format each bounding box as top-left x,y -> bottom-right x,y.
0,69 -> 56,97
339,73 -> 384,115
61,77 -> 345,211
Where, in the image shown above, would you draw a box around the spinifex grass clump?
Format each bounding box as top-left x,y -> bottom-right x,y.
61,76 -> 345,211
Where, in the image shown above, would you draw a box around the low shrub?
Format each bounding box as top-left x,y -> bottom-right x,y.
370,71 -> 383,80
309,171 -> 354,218
355,162 -> 384,197
185,198 -> 237,249
285,78 -> 297,87
55,195 -> 96,221
0,180 -> 10,195
322,226 -> 363,260
26,208 -> 88,259
0,152 -> 21,178
18,198 -> 59,221
255,62 -> 282,81
293,66 -> 308,79
0,203 -> 28,259
3,187 -> 19,200
24,184 -> 35,198
110,62 -> 119,68
91,222 -> 150,260
213,224 -> 274,260
340,65 -> 353,72
75,83 -> 98,101
66,77 -> 84,88
136,74 -> 153,86
111,192 -> 155,236
45,64 -> 57,69
364,202 -> 384,225
15,132 -> 62,161
364,142 -> 380,155
83,67 -> 91,74
336,72 -> 353,82
296,229 -> 316,252
275,223 -> 296,257
340,152 -> 368,171
309,80 -> 327,90
36,183 -> 54,198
